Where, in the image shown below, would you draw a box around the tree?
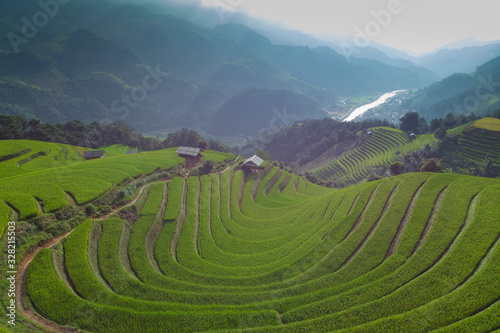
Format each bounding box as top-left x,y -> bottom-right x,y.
443,113 -> 457,129
390,162 -> 405,176
418,117 -> 428,134
198,139 -> 208,150
198,160 -> 214,175
420,159 -> 442,173
479,155 -> 498,178
429,118 -> 442,133
399,112 -> 420,134
207,139 -> 231,153
256,149 -> 272,161
434,127 -> 447,140
0,115 -> 27,139
163,128 -> 205,148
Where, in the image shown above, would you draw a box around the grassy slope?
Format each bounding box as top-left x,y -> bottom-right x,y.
0,140 -> 242,331
450,117 -> 500,165
314,127 -> 435,182
23,170 -> 500,332
0,141 -> 236,220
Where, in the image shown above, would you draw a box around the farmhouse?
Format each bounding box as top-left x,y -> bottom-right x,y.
126,150 -> 138,154
242,155 -> 264,172
83,150 -> 105,160
176,146 -> 202,168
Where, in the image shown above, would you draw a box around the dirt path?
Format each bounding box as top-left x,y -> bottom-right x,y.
94,183 -> 148,221
15,158 -> 237,332
219,154 -> 240,175
16,180 -> 159,333
16,231 -> 78,333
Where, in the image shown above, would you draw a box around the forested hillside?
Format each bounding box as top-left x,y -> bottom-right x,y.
0,0 -> 437,136
401,56 -> 500,120
246,113 -> 500,187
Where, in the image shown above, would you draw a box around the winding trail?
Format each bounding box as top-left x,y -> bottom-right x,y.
16,231 -> 77,333
15,158 -> 240,332
16,178 -> 171,332
16,180 -> 156,332
94,183 -> 149,221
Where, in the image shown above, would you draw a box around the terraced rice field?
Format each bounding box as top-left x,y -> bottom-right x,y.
25,167 -> 500,332
452,118 -> 500,165
100,144 -> 135,156
472,117 -> 500,133
315,127 -> 435,182
202,150 -> 237,163
0,140 -> 189,226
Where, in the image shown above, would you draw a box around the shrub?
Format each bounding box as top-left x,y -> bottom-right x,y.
85,203 -> 97,216
420,159 -> 443,173
390,162 -> 405,176
98,205 -> 112,216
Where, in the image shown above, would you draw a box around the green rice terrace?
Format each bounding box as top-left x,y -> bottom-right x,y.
1,139 -> 499,332
315,127 -> 436,183
449,118 -> 500,165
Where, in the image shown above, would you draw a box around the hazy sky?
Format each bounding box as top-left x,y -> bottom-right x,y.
198,0 -> 500,54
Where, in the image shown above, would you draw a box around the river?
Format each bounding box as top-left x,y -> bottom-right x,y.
343,90 -> 405,122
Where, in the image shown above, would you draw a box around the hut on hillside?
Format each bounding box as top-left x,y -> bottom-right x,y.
126,150 -> 138,155
83,150 -> 105,160
176,146 -> 202,168
242,155 -> 264,173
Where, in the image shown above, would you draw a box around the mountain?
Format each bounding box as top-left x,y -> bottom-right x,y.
211,89 -> 325,137
92,9 -> 436,95
415,43 -> 500,77
400,55 -> 500,120
150,5 -> 439,86
52,28 -> 142,77
432,37 -> 485,51
0,0 -> 439,137
348,47 -> 439,83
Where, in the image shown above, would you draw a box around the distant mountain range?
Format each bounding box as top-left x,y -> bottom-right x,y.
414,43 -> 500,78
0,0 -> 499,136
400,55 -> 500,120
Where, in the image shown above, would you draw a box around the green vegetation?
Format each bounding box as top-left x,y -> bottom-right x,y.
140,183 -> 165,216
472,117 -> 500,132
450,118 -> 500,165
164,177 -> 184,221
25,170 -> 500,332
0,200 -> 9,239
202,150 -> 236,163
346,94 -> 379,107
0,140 -> 186,220
253,118 -> 394,167
0,116 -> 234,154
99,144 -> 134,156
253,113 -> 500,188
314,127 -> 436,185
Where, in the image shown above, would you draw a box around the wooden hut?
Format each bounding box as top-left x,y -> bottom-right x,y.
83,150 -> 105,160
176,146 -> 202,168
242,155 -> 264,172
